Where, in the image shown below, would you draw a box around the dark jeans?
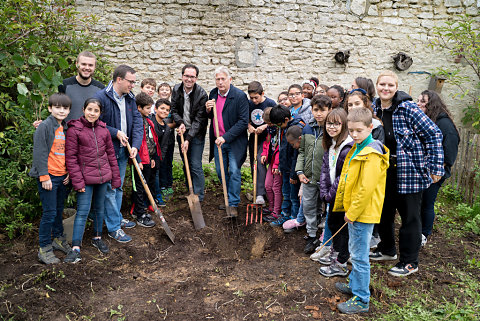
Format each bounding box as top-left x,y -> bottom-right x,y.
248,133 -> 267,197
37,174 -> 67,247
327,207 -> 349,264
159,141 -> 174,189
377,188 -> 423,265
421,178 -> 445,237
132,163 -> 156,217
177,136 -> 206,201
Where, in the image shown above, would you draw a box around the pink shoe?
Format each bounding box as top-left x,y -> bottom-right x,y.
283,218 -> 306,230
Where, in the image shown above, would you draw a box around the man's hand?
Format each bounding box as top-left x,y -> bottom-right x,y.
151,159 -> 155,168
63,174 -> 70,185
431,174 -> 442,184
206,99 -> 215,113
129,147 -> 138,159
344,214 -> 353,224
248,124 -> 255,134
33,120 -> 42,128
177,123 -> 186,135
255,124 -> 267,134
261,155 -> 267,164
297,174 -> 310,184
182,140 -> 189,153
215,136 -> 225,147
42,179 -> 52,191
116,131 -> 129,146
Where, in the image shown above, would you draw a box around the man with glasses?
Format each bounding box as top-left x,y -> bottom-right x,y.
94,65 -> 143,243
171,64 -> 209,201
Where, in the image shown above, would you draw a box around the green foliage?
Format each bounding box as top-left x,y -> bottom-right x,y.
430,15 -> 480,131
0,0 -> 112,238
241,166 -> 253,193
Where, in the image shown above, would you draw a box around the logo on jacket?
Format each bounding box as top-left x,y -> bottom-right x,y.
251,109 -> 264,126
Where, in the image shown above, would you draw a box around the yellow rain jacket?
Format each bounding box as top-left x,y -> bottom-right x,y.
333,140 -> 389,223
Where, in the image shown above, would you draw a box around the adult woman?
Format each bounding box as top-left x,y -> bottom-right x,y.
417,90 -> 460,245
371,71 -> 444,277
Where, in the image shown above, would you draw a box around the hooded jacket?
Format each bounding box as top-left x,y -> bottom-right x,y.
261,126 -> 280,170
435,112 -> 460,179
291,98 -> 313,124
279,116 -> 306,180
295,119 -> 325,184
333,140 -> 390,223
66,117 -> 121,191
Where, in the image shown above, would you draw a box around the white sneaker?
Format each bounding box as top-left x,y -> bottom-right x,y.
310,245 -> 331,262
421,234 -> 427,247
255,195 -> 265,205
370,236 -> 381,249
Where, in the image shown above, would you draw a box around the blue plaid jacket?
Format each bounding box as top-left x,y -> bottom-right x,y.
373,92 -> 444,194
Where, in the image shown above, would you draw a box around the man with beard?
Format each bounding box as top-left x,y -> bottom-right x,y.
59,51 -> 105,122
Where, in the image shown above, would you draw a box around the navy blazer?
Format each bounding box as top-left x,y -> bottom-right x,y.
208,84 -> 249,165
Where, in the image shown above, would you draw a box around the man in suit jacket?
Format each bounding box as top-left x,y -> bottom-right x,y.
206,66 -> 249,217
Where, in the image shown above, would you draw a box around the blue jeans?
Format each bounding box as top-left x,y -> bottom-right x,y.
280,174 -> 300,217
348,221 -> 374,304
37,174 -> 67,247
321,204 -> 333,246
421,180 -> 443,237
72,183 -> 108,247
179,136 -> 205,201
104,147 -> 128,232
297,200 -> 305,224
213,143 -> 241,207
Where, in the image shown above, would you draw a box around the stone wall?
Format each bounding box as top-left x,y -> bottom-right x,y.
77,0 -> 479,120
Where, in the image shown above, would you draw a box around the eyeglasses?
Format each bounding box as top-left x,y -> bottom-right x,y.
288,92 -> 302,98
183,75 -> 197,80
123,78 -> 136,85
279,98 -> 289,103
326,122 -> 342,128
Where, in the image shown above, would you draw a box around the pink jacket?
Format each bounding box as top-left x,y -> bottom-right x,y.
66,117 -> 121,191
261,129 -> 280,171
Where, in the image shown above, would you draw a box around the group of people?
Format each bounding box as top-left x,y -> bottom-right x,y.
30,51 -> 460,314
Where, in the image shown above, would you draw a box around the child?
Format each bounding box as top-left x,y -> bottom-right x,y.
64,98 -> 121,263
277,91 -> 291,108
293,95 -> 331,253
317,108 -> 353,277
267,105 -> 305,226
130,92 -> 160,227
327,85 -> 345,109
247,81 -> 277,205
314,84 -> 329,96
30,93 -> 72,264
345,90 -> 385,143
350,77 -> 376,102
302,77 -> 319,99
141,78 -> 157,98
333,107 -> 389,314
287,84 -> 313,124
157,82 -> 172,101
151,98 -> 175,206
261,107 -> 281,220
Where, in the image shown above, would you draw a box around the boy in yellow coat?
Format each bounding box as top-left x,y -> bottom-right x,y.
333,108 -> 389,314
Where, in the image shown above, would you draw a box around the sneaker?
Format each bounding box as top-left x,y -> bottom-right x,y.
310,245 -> 331,262
91,238 -> 109,254
270,215 -> 290,227
318,217 -> 326,229
137,214 -> 156,228
262,208 -> 272,215
304,236 -> 320,254
64,249 -> 82,263
421,234 -> 427,247
319,259 -> 349,277
255,195 -> 265,205
245,192 -> 254,202
263,213 -> 278,222
388,262 -> 418,277
335,282 -> 353,295
337,296 -> 369,314
369,250 -> 397,261
156,198 -> 166,207
370,235 -> 381,249
121,218 -> 136,229
283,218 -> 306,233
108,229 -> 132,243
38,245 -> 60,264
318,249 -> 338,265
51,236 -> 72,254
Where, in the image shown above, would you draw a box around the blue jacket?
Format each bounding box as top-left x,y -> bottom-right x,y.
208,84 -> 249,165
279,116 -> 306,180
94,81 -> 144,160
373,91 -> 444,194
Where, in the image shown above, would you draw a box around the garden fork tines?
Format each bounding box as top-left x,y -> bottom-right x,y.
246,203 -> 262,226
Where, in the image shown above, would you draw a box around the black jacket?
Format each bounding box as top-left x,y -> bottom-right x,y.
436,113 -> 460,179
171,82 -> 208,142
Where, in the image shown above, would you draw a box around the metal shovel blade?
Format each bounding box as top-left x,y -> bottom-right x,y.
187,193 -> 205,230
155,208 -> 175,244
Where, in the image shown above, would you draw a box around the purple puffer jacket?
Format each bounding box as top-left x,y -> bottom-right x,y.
66,116 -> 121,191
319,140 -> 354,204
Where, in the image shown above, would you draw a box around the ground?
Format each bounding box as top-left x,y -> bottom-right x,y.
0,186 -> 479,321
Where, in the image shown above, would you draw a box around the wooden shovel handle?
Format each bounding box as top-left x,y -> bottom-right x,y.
180,133 -> 194,193
212,100 -> 229,209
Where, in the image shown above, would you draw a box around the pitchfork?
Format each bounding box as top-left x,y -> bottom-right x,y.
246,132 -> 262,225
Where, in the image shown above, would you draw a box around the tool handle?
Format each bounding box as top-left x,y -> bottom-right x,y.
253,132 -> 258,200
313,221 -> 348,254
180,133 -> 194,193
212,100 -> 229,209
126,142 -> 156,211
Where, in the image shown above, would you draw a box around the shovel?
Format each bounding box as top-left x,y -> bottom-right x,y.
126,142 -> 175,244
212,100 -> 234,218
180,133 -> 206,229
246,132 -> 262,225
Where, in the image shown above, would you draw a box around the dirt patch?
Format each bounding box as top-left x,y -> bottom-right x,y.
0,187 -> 479,320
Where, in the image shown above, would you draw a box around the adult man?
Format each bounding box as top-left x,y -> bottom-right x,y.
94,65 -> 143,242
171,64 -> 208,201
206,66 -> 249,217
59,51 -> 105,122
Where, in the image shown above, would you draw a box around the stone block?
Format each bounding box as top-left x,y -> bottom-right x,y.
399,9 -> 414,18
447,7 -> 465,13
418,11 -> 434,19
445,0 -> 462,6
150,42 -> 164,51
383,17 -> 403,25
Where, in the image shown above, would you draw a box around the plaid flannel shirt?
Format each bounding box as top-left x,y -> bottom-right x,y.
373,99 -> 444,194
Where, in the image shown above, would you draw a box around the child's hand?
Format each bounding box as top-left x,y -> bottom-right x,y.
42,179 -> 52,191
297,174 -> 309,184
248,124 -> 255,134
289,178 -> 298,184
344,215 -> 353,224
273,168 -> 280,175
255,124 -> 267,134
63,174 -> 70,185
151,159 -> 155,168
77,188 -> 85,193
33,120 -> 42,128
261,155 -> 266,164
139,163 -> 143,170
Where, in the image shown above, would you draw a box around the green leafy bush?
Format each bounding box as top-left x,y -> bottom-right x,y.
0,0 -> 111,238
